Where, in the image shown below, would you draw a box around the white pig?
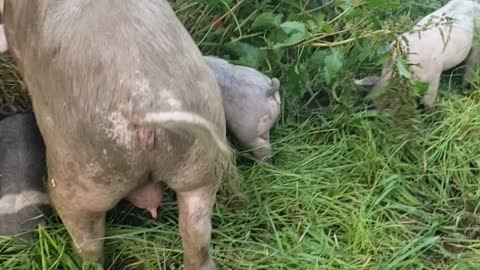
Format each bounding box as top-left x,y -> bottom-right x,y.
355,0 -> 480,111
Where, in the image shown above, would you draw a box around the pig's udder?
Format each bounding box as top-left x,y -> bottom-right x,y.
126,181 -> 163,219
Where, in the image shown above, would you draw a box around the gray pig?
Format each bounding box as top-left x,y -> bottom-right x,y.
0,104 -> 50,240
3,1 -> 235,269
204,56 -> 281,160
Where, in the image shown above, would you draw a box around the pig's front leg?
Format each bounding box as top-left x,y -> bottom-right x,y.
177,183 -> 217,270
463,44 -> 480,87
416,67 -> 442,112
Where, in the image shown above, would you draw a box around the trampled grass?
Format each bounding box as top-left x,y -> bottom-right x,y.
1,0 -> 480,269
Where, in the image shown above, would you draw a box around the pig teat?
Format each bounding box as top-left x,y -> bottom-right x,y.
125,181 -> 164,219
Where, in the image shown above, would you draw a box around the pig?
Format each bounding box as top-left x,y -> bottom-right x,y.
0,37 -> 281,161
354,0 -> 480,111
0,103 -> 19,119
0,25 -> 7,54
0,104 -> 50,240
120,55 -> 281,218
3,1 -> 236,269
204,56 -> 281,160
125,180 -> 163,219
0,0 -> 6,53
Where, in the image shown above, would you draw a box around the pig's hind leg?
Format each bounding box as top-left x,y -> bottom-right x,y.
463,44 -> 480,87
164,152 -> 218,270
47,160 -> 111,264
176,183 -> 217,270
54,205 -> 106,264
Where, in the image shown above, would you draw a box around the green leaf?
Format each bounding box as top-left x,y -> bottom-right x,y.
266,48 -> 285,67
286,64 -> 310,100
323,49 -> 344,85
273,21 -> 310,49
252,12 -> 282,29
395,59 -> 412,79
194,0 -> 232,5
410,80 -> 429,96
226,41 -> 262,68
365,0 -> 400,10
280,21 -> 306,35
310,50 -> 325,70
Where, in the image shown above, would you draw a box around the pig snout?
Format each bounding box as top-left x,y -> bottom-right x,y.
126,181 -> 163,219
250,92 -> 281,161
0,113 -> 50,240
353,76 -> 381,87
252,79 -> 281,161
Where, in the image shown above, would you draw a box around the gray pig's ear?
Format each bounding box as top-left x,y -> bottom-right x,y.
266,78 -> 281,97
0,103 -> 20,119
353,76 -> 380,87
271,78 -> 280,90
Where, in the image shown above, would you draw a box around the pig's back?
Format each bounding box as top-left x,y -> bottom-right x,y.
8,0 -> 225,145
399,1 -> 478,71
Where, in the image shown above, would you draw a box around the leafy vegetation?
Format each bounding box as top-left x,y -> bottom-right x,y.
1,0 -> 480,269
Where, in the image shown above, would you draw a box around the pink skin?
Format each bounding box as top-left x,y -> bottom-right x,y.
251,91 -> 281,160
126,181 -> 163,219
124,127 -> 160,219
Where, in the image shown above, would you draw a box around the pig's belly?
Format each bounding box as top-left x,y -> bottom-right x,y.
441,27 -> 473,70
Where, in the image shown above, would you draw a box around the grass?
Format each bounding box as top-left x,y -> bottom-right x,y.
1,0 -> 480,269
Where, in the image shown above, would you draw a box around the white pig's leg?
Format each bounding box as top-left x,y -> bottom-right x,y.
463,44 -> 480,86
176,183 -> 217,270
421,71 -> 442,111
0,24 -> 7,53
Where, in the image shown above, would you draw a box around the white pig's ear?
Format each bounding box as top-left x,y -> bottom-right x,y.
353,76 -> 380,87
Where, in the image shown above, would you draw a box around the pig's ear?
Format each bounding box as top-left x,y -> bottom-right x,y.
353,76 -> 380,87
266,78 -> 281,97
0,104 -> 20,119
271,78 -> 280,90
